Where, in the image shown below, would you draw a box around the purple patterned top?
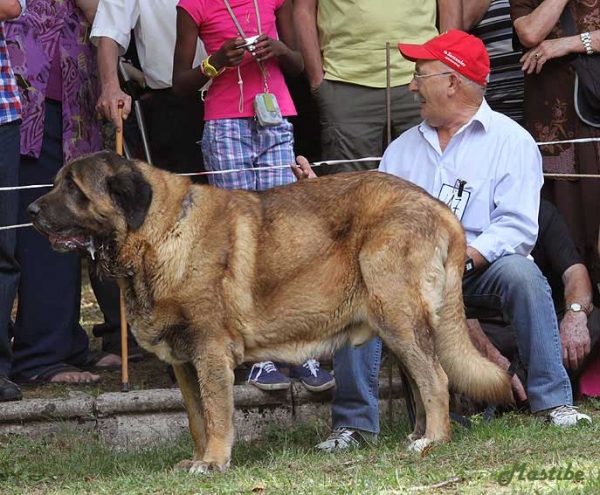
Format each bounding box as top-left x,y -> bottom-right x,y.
4,0 -> 102,163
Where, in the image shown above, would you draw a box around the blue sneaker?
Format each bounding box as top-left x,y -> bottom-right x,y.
247,361 -> 291,391
289,359 -> 335,392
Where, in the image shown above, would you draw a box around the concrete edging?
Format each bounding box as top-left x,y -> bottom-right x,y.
0,378 -> 406,449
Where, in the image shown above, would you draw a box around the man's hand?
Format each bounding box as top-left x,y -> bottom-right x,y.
465,319 -> 527,402
560,311 -> 591,370
96,83 -> 131,132
291,155 -> 317,181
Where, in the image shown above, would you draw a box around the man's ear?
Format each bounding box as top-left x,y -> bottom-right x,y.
448,72 -> 460,95
106,166 -> 153,230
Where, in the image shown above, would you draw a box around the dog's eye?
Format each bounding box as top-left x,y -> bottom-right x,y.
64,174 -> 90,205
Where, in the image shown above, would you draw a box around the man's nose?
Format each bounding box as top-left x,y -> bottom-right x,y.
27,202 -> 41,219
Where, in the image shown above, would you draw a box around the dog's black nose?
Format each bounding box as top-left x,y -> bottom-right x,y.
27,202 -> 41,218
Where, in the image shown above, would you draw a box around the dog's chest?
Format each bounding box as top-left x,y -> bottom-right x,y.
130,325 -> 185,364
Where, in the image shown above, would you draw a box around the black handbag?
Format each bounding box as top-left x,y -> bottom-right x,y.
561,7 -> 600,127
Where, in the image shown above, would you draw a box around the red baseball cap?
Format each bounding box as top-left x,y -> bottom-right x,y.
398,30 -> 490,87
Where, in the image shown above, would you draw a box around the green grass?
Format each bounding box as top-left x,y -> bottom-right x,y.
1,404 -> 600,495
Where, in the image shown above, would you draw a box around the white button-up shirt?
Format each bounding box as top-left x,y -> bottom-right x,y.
380,99 -> 543,263
91,0 -> 206,89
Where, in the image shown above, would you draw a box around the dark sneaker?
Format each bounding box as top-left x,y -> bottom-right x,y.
315,427 -> 377,452
289,359 -> 335,392
247,361 -> 291,391
0,376 -> 22,402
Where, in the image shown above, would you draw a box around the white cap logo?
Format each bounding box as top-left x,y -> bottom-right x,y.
443,50 -> 466,68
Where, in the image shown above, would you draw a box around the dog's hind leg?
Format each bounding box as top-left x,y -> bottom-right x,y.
172,362 -> 207,471
400,368 -> 426,442
359,242 -> 451,451
377,322 -> 452,452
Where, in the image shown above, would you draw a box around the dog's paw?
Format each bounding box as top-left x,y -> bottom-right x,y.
407,432 -> 424,442
174,459 -> 196,472
406,437 -> 432,453
176,459 -> 230,475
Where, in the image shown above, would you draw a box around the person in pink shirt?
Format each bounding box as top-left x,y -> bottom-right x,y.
173,0 -> 334,392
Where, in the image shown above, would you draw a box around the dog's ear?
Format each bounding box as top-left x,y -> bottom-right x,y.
106,166 -> 153,230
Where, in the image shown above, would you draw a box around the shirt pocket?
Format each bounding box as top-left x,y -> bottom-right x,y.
458,178 -> 492,236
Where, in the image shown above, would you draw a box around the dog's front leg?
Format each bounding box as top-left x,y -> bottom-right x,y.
186,346 -> 236,475
172,362 -> 207,472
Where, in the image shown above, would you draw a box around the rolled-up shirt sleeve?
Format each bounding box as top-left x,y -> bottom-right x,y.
90,0 -> 138,55
469,135 -> 543,262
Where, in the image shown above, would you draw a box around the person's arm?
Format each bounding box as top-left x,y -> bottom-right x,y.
0,0 -> 23,21
75,0 -> 98,24
511,0 -> 569,47
560,263 -> 592,370
512,0 -> 600,74
468,136 -> 543,264
172,7 -> 245,97
96,37 -> 131,131
91,0 -> 137,130
293,0 -> 324,91
438,0 -> 464,32
462,0 -> 492,31
535,200 -> 592,370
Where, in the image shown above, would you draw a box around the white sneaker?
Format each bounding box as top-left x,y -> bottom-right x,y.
547,405 -> 592,427
315,427 -> 377,453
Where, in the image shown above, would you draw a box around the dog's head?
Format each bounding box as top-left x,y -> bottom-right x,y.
28,151 -> 153,265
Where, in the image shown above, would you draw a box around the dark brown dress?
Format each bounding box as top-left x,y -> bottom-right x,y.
510,0 -> 600,287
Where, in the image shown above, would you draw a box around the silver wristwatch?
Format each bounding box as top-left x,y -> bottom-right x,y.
580,32 -> 594,56
566,302 -> 589,315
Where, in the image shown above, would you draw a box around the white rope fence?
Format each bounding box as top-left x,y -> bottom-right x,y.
1,136 -> 599,231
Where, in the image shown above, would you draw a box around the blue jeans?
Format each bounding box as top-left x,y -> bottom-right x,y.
11,100 -> 91,379
0,120 -> 20,377
331,338 -> 382,434
462,255 -> 572,412
331,254 -> 572,430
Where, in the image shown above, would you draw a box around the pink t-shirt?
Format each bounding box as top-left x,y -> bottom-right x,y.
177,0 -> 296,121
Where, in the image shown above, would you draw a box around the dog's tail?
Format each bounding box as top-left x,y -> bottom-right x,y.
433,228 -> 513,405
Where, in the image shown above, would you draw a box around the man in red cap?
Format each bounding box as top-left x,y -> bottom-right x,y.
294,29 -> 592,453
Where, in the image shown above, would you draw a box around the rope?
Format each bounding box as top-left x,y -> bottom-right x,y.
0,222 -> 33,231
2,136 -> 600,230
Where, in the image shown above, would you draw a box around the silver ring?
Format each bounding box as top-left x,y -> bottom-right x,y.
534,52 -> 540,60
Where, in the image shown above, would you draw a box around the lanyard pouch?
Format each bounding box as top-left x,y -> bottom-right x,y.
254,92 -> 282,126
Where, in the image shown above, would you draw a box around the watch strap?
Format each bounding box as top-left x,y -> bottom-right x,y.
201,56 -> 225,78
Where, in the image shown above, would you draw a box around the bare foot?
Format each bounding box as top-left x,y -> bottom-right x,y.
30,368 -> 101,383
49,370 -> 100,383
94,353 -> 121,367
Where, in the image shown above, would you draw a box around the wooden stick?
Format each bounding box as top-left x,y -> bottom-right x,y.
115,101 -> 129,393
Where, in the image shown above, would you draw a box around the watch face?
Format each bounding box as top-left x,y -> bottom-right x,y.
570,303 -> 583,312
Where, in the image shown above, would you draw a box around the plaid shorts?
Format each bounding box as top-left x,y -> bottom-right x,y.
201,117 -> 295,191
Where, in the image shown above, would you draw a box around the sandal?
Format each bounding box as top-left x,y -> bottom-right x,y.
78,350 -> 121,371
14,363 -> 101,384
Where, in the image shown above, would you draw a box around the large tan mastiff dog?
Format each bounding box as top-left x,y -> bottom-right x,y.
28,151 -> 511,473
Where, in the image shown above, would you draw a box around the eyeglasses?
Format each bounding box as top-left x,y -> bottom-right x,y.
412,71 -> 454,86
